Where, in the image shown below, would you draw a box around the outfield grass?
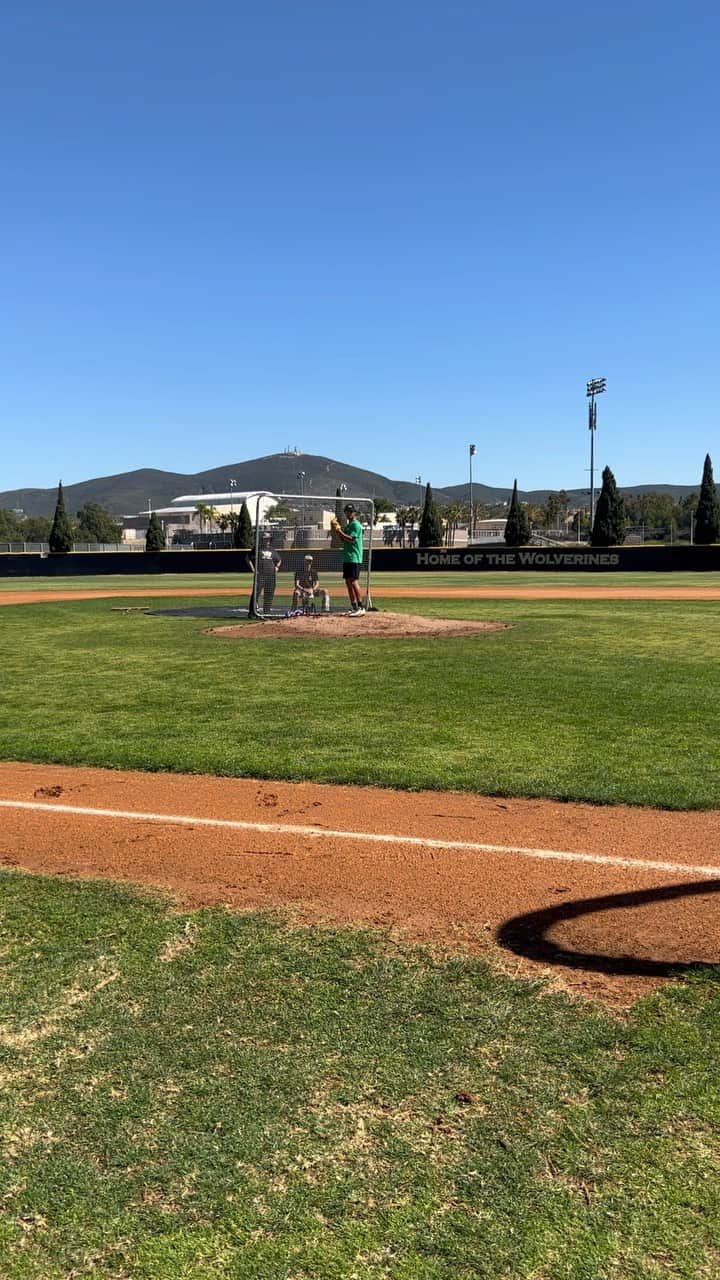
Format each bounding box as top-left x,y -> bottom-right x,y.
2,580 -> 719,1279
1,871 -> 719,1280
0,593 -> 718,808
1,569 -> 719,592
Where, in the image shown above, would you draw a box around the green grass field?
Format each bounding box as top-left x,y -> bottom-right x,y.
0,587 -> 718,807
2,873 -> 719,1280
1,568 -> 719,592
1,576 -> 719,1278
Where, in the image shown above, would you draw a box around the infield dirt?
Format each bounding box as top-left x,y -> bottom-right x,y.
4,583 -> 720,605
1,761 -> 718,1007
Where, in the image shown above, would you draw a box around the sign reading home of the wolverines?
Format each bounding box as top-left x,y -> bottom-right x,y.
367,544 -> 720,571
416,549 -> 621,568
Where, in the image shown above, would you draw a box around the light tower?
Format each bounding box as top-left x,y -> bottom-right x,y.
586,378 -> 606,533
469,444 -> 476,541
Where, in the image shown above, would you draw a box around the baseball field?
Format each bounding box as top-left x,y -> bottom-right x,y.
1,571 -> 719,1279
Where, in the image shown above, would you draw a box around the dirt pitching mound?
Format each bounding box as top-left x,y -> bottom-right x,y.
205,610 -> 508,640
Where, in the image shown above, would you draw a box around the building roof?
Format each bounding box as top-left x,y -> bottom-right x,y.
171,491 -> 266,505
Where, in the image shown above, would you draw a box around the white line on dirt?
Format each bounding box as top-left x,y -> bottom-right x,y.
1,798 -> 719,879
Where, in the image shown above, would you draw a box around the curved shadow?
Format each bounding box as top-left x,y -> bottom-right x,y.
497,879 -> 720,978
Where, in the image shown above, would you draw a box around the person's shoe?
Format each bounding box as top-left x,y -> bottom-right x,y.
353,607 -> 366,616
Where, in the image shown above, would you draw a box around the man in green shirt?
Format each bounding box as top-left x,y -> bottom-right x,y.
333,503 -> 365,615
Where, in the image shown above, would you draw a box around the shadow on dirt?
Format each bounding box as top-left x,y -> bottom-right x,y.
497,879 -> 720,978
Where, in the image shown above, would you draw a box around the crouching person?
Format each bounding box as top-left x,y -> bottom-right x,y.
292,555 -> 330,613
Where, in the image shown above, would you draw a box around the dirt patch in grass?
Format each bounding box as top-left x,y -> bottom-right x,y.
205,611 -> 508,640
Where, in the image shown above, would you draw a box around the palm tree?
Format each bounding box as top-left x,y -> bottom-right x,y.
193,502 -> 215,534
406,505 -> 420,545
442,502 -> 465,546
395,505 -> 410,546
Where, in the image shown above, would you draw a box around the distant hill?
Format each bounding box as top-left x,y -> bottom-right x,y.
0,454 -> 700,518
443,481 -> 699,505
0,454 -> 458,518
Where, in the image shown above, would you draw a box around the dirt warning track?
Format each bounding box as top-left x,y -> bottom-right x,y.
1,762 -> 719,1005
3,583 -> 720,605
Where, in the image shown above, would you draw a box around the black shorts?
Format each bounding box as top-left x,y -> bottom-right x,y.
342,562 -> 360,581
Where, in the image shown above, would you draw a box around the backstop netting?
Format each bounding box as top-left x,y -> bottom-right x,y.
251,493 -> 375,619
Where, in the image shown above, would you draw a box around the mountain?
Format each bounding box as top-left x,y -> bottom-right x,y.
442,481 -> 700,505
0,454 -> 700,518
0,454 -> 458,518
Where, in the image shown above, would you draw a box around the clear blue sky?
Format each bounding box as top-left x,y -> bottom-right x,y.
2,0 -> 718,493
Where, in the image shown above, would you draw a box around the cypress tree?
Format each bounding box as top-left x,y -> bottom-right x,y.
49,481 -> 74,553
591,466 -> 627,546
504,480 -> 531,545
418,483 -> 443,546
233,500 -> 253,548
694,454 -> 720,544
145,512 -> 166,551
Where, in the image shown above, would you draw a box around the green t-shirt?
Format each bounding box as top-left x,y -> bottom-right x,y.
342,518 -> 363,563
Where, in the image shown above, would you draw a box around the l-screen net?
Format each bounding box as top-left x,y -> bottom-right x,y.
250,493 -> 375,619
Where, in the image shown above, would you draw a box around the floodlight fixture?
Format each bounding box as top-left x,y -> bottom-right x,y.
585,377 -> 607,533
469,445 -> 477,541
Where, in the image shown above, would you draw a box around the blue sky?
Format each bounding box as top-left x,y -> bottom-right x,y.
2,0 -> 718,492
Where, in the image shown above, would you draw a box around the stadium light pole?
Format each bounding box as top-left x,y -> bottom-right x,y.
469,444 -> 476,542
586,378 -> 606,535
229,477 -> 237,515
297,471 -> 306,527
415,474 -> 422,506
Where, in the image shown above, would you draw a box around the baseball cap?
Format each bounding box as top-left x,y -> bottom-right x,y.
343,503 -> 356,512
304,554 -> 313,560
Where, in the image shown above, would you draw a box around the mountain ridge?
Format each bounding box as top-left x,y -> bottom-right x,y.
0,454 -> 700,518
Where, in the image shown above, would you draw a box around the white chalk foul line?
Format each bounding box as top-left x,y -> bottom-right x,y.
1,798 -> 719,879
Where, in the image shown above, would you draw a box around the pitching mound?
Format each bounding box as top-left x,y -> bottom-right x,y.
205,610 -> 508,640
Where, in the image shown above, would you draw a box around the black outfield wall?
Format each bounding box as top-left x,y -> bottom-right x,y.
0,551 -> 251,578
372,545 -> 720,571
1,545 -> 720,578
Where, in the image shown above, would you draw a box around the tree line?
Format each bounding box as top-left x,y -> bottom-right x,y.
3,461 -> 720,553
501,454 -> 720,546
0,489 -> 124,546
0,485 -> 256,553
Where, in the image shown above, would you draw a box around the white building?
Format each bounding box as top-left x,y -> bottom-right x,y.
170,491 -> 277,523
468,519 -> 507,544
121,491 -> 277,543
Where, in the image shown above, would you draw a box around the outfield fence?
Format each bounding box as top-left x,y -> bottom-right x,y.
1,544 -> 720,577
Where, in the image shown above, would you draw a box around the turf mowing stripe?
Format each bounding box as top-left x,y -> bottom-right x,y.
1,798 -> 719,879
